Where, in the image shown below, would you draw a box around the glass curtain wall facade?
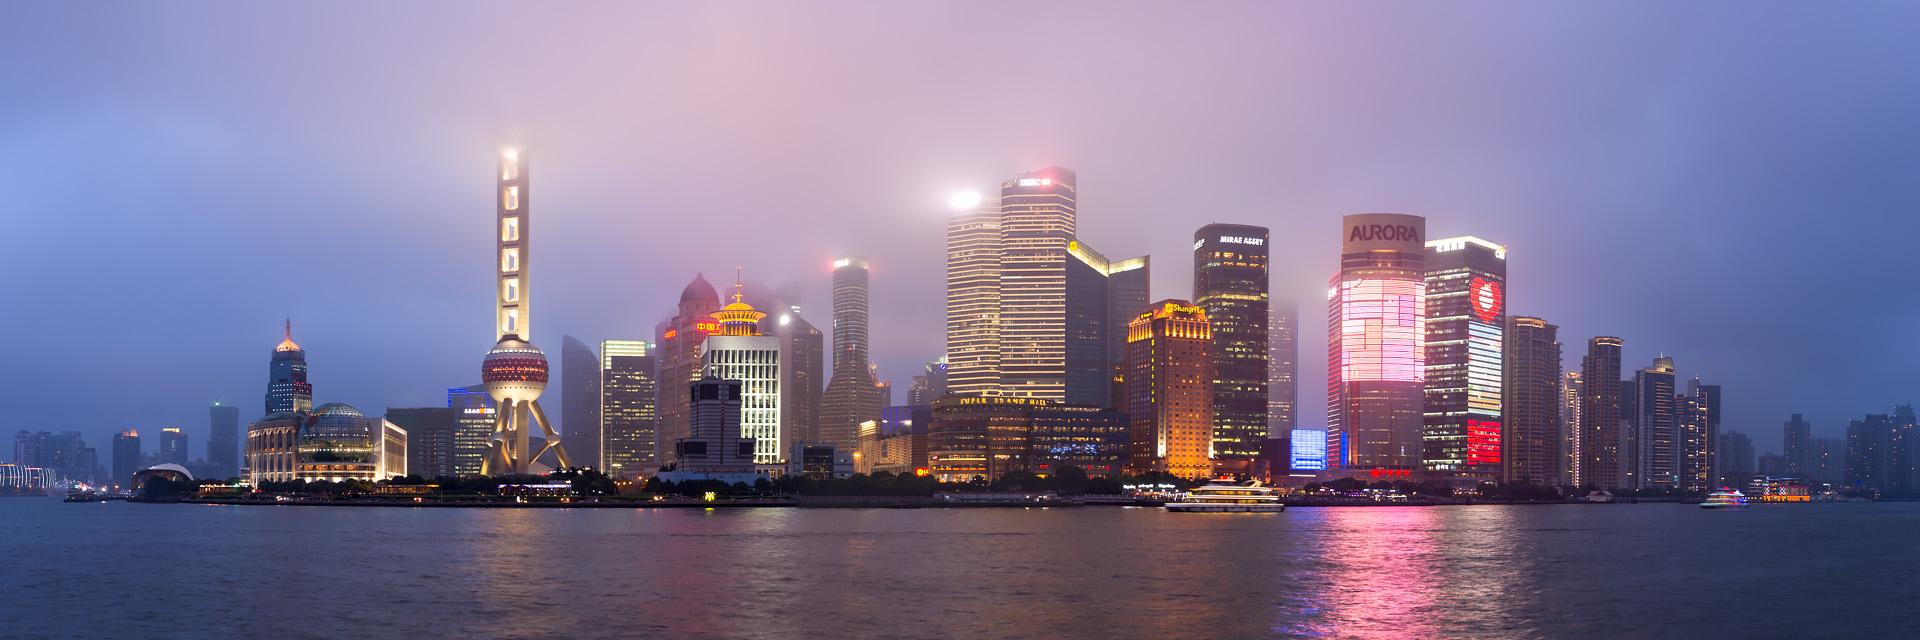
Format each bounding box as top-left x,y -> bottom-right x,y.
1422,236 -> 1507,475
601,340 -> 657,478
997,168 -> 1077,400
944,198 -> 1003,397
1328,214 -> 1427,472
1194,224 -> 1269,459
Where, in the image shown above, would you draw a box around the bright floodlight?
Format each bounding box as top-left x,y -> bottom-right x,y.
949,191 -> 982,209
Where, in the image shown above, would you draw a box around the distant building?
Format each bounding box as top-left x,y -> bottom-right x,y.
1124,300 -> 1213,478
928,396 -> 1045,482
1783,413 -> 1812,477
601,340 -> 657,478
446,385 -> 494,476
656,273 -> 724,466
907,359 -> 947,409
1329,214 -> 1427,472
943,194 -> 1004,398
1678,379 -> 1720,493
1578,337 -> 1624,489
15,430 -> 97,484
1502,317 -> 1561,485
291,403 -> 406,483
1631,357 -> 1678,489
247,413 -> 302,485
1846,407 -> 1916,494
560,336 -> 602,470
820,257 -> 884,451
1194,223 -> 1269,460
764,302 -> 823,448
112,430 -> 141,490
1810,437 -> 1846,488
159,428 -> 187,466
1718,430 -> 1755,488
1758,453 -> 1790,477
859,406 -> 930,476
1422,236 -> 1507,476
789,442 -> 855,479
1562,372 -> 1582,485
266,321 -> 313,415
385,407 -> 456,478
1266,299 -> 1298,439
207,403 -> 241,480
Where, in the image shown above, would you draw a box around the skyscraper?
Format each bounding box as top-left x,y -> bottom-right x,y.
998,167 -> 1078,401
1502,316 -> 1561,485
601,340 -> 657,478
159,428 -> 187,466
1125,300 -> 1214,478
1578,337 -> 1624,488
208,402 -> 240,479
1678,378 -> 1718,492
1422,236 -> 1507,475
765,303 -> 823,447
1784,413 -> 1812,477
112,429 -> 140,489
1267,299 -> 1298,438
944,196 -> 1003,398
1631,357 -> 1678,489
700,286 -> 783,464
560,336 -> 602,470
820,257 -> 883,450
266,320 -> 312,415
656,273 -> 723,459
1194,224 -> 1269,460
479,147 -> 571,475
1562,372 -> 1582,483
1328,214 -> 1427,472
446,385 -> 494,476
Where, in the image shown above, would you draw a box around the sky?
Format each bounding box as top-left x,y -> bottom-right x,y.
7,2 -> 1920,459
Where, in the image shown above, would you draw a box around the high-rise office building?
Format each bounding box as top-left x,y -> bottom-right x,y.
1562,372 -> 1582,484
446,385 -> 494,476
601,340 -> 657,478
266,321 -> 312,415
820,257 -> 884,450
942,170 -> 1143,409
1267,299 -> 1298,438
1784,413 -> 1812,477
657,273 -> 723,459
1502,316 -> 1561,484
385,407 -> 456,478
1678,378 -> 1718,492
112,430 -> 140,489
1578,337 -> 1624,488
1125,300 -> 1214,478
700,287 -> 783,464
479,147 -> 571,475
560,336 -> 602,470
1194,224 -> 1269,460
208,402 -> 240,479
1422,236 -> 1507,475
944,196 -> 1003,398
1631,357 -> 1678,489
158,428 -> 187,466
765,303 -> 823,447
1328,214 -> 1427,471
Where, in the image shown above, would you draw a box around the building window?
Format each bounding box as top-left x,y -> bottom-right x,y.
502,217 -> 519,242
505,309 -> 520,333
504,186 -> 519,211
501,154 -> 518,181
503,278 -> 520,303
502,248 -> 519,273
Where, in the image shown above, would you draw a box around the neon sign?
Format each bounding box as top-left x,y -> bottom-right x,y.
1220,236 -> 1264,246
1470,278 -> 1503,323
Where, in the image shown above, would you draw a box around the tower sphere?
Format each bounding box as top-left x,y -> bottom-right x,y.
482,336 -> 549,401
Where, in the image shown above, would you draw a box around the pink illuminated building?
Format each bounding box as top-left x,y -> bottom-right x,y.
1327,214 -> 1428,471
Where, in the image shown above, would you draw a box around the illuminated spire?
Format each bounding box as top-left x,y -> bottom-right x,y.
275,318 -> 302,352
710,267 -> 765,336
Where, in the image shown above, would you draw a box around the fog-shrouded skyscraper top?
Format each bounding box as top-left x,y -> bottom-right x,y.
1328,213 -> 1427,472
267,320 -> 312,415
821,257 -> 882,449
944,195 -> 1002,398
1193,224 -> 1269,460
998,167 -> 1077,399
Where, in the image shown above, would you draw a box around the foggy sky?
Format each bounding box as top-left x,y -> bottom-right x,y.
7,2 -> 1920,459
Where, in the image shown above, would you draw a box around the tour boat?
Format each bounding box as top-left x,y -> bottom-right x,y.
1701,488 -> 1749,509
1165,480 -> 1285,513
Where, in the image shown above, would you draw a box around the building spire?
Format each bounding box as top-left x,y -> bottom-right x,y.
275,318 -> 302,352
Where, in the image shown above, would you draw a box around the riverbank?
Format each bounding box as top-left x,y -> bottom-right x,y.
183,497 -> 796,508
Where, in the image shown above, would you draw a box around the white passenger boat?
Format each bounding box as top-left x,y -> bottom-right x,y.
1164,480 -> 1285,513
1701,488 -> 1749,509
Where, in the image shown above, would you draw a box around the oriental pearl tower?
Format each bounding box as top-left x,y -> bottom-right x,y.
480,147 -> 573,475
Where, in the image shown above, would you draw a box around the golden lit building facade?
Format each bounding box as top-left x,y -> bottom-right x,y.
700,287 -> 784,464
1125,300 -> 1214,478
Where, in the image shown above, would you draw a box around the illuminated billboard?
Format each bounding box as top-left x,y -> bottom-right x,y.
1333,279 -> 1426,383
1341,213 -> 1426,254
1290,429 -> 1327,471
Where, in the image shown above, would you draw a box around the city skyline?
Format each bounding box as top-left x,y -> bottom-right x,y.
10,4 -> 1920,455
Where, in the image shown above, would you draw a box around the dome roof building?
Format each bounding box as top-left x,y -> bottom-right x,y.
680,272 -> 720,306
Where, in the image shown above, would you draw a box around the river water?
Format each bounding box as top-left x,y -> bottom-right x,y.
2,499 -> 1914,639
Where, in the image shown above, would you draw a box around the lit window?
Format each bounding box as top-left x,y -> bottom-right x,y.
504,186 -> 519,210
504,278 -> 520,302
502,248 -> 519,273
505,309 -> 519,332
502,217 -> 519,242
502,154 -> 518,181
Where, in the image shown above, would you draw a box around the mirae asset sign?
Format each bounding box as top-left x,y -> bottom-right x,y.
1196,236 -> 1266,249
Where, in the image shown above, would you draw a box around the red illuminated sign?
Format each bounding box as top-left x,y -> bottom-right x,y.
1470,278 -> 1503,323
1467,420 -> 1501,466
1368,469 -> 1412,478
696,322 -> 719,333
